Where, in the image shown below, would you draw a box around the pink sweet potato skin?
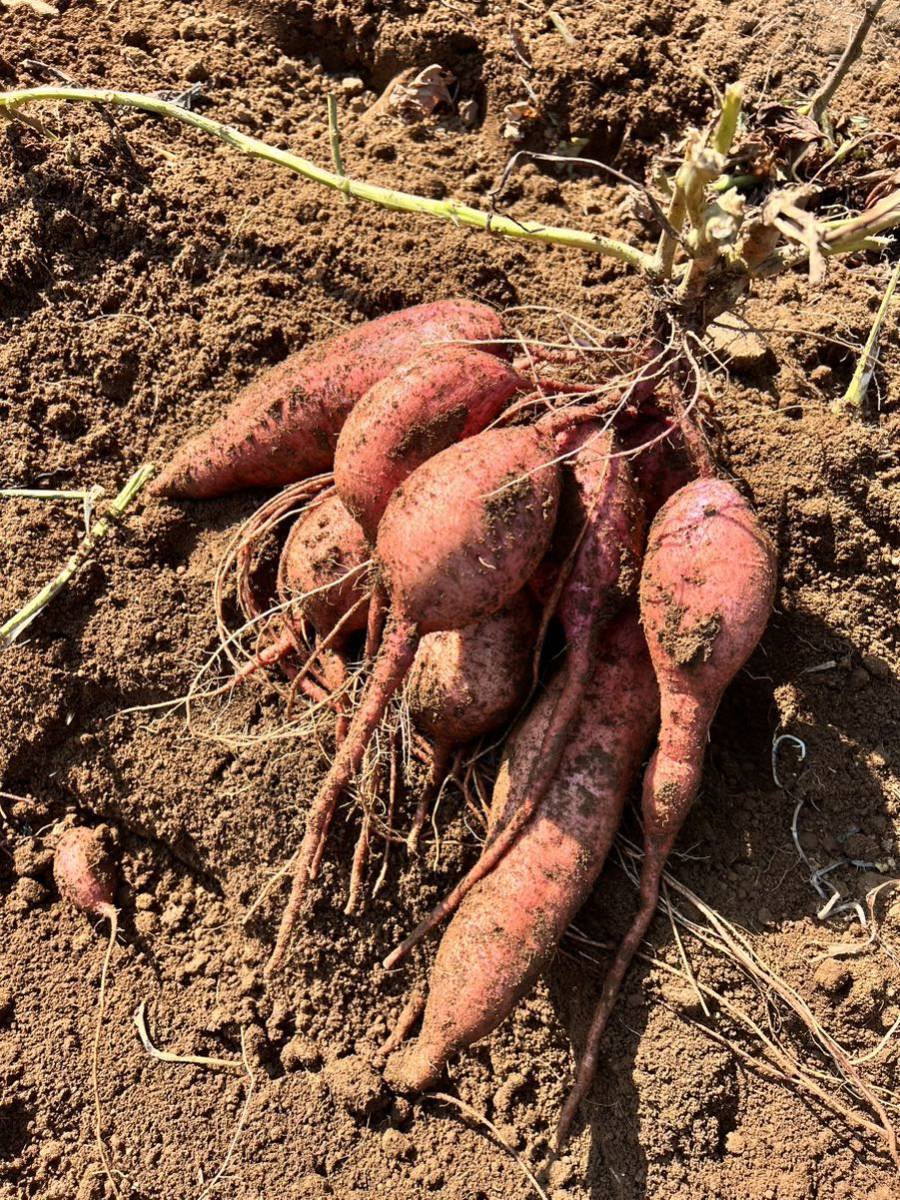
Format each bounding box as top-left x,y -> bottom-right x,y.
555,426 -> 644,642
54,827 -> 116,919
405,591 -> 538,746
638,478 -> 777,841
527,425 -> 643,612
377,425 -> 561,634
277,493 -> 370,638
554,480 -> 777,1145
385,612 -> 659,1092
334,346 -> 524,540
153,300 -> 508,498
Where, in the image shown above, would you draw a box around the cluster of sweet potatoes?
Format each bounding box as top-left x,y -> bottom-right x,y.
152,298 -> 777,1140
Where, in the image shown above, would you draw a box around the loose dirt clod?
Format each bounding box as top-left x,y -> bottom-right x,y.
322,1055 -> 389,1118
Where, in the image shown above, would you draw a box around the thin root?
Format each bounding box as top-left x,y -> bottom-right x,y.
92,909 -> 123,1200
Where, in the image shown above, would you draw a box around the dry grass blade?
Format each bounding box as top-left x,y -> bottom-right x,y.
833,258 -> 900,415
614,838 -> 900,1170
662,882 -> 709,1017
134,1001 -> 244,1072
547,9 -> 576,46
566,934 -> 890,1145
669,878 -> 899,1168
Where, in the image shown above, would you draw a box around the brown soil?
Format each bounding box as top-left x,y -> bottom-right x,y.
1,2 -> 899,1198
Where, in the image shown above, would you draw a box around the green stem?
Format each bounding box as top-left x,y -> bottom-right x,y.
653,82 -> 744,282
655,182 -> 688,280
675,83 -> 745,299
833,257 -> 900,416
0,86 -> 657,275
710,172 -> 759,194
754,234 -> 890,276
0,464 -> 154,646
326,94 -> 345,178
711,82 -> 744,158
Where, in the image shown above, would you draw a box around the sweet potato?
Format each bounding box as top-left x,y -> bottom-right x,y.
54,826 -> 117,921
383,424 -> 644,968
229,493 -> 369,714
556,478 -> 776,1145
277,493 -> 371,642
334,346 -> 526,540
152,299 -> 508,499
619,416 -> 695,521
266,423 -> 561,973
405,590 -> 538,849
384,611 -> 659,1092
272,492 -> 372,738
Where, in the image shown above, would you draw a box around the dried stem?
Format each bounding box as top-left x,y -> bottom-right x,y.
134,1001 -> 244,1071
807,0 -> 887,126
326,93 -> 345,177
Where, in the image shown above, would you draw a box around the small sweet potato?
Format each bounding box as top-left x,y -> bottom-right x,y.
406,591 -> 537,748
277,493 -> 371,642
54,826 -> 116,921
405,591 -> 538,849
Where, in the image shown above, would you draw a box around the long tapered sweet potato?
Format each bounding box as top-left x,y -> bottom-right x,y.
152,299 -> 508,498
404,590 -> 538,849
383,424 -> 644,969
266,423 -> 561,973
334,346 -> 526,540
556,478 -> 776,1145
384,611 -> 659,1092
